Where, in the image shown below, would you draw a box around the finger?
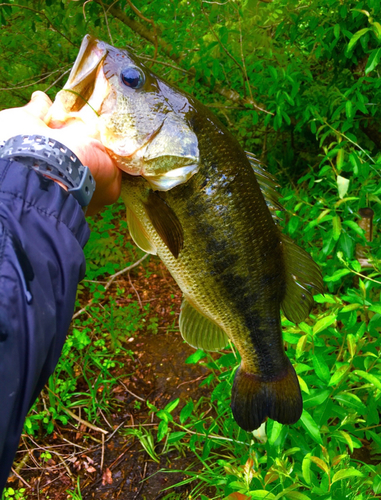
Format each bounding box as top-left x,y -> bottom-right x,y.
25,91 -> 53,121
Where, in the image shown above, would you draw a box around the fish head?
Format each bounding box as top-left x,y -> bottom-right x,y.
47,35 -> 199,190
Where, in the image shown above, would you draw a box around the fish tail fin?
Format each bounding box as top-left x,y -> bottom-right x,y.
231,358 -> 302,432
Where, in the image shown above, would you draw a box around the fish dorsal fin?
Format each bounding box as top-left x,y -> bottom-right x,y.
179,298 -> 229,351
246,152 -> 284,216
280,234 -> 324,323
126,206 -> 157,255
143,191 -> 184,259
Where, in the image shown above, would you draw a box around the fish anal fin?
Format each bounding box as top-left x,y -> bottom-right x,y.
179,298 -> 229,352
144,191 -> 184,259
126,206 -> 157,255
231,358 -> 302,431
281,234 -> 324,324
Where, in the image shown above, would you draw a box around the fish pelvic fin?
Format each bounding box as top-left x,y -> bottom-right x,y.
281,234 -> 324,324
126,206 -> 157,255
231,358 -> 302,432
179,298 -> 229,351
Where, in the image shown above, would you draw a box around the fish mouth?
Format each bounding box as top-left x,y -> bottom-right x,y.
46,35 -> 109,130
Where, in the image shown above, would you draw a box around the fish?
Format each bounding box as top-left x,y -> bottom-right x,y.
47,35 -> 324,432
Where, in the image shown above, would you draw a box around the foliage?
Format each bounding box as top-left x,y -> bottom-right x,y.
1,0 -> 381,498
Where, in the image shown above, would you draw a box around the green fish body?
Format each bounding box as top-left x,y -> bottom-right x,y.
48,35 -> 323,431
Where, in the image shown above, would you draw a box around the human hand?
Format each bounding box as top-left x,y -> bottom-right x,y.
0,91 -> 121,215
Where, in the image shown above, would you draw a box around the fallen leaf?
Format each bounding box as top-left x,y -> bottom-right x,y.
102,468 -> 113,485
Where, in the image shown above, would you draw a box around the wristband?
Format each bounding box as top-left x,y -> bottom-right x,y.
0,135 -> 96,207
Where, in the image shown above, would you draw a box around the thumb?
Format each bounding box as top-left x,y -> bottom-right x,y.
25,91 -> 53,121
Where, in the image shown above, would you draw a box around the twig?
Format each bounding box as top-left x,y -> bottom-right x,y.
97,0 -> 114,44
10,467 -> 31,488
99,408 -> 113,429
128,271 -> 143,310
60,407 -> 109,435
105,253 -> 149,291
0,4 -> 77,47
119,379 -> 146,402
108,442 -> 136,469
132,461 -> 148,500
126,0 -> 158,59
0,66 -> 71,91
13,452 -> 31,475
176,374 -> 206,388
72,253 -> 149,319
101,433 -> 105,471
43,68 -> 71,93
201,6 -> 243,72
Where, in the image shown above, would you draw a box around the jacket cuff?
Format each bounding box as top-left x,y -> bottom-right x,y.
0,158 -> 90,248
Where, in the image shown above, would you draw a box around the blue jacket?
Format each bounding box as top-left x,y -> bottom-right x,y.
0,158 -> 90,491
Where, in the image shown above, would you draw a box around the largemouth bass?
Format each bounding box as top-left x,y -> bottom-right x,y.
48,35 -> 323,432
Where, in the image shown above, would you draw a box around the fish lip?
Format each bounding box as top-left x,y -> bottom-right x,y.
66,34 -> 107,90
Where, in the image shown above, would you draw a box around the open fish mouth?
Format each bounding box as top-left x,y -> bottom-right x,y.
46,36 -> 109,135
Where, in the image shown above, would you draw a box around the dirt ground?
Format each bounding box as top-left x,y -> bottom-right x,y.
6,258 -> 214,499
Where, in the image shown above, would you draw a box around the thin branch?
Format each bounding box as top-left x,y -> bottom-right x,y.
201,6 -> 243,72
72,253 -> 149,319
61,406 -> 109,435
125,0 -> 158,59
0,4 -> 77,47
0,66 -> 71,91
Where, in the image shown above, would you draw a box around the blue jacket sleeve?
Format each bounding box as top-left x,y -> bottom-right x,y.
0,158 -> 90,491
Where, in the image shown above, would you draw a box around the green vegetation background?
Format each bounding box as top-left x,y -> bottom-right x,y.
1,0 -> 381,498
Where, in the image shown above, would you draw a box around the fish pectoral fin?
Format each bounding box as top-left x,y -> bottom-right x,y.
231,358 -> 302,432
281,234 -> 324,324
126,206 -> 157,255
179,298 -> 229,352
143,191 -> 183,259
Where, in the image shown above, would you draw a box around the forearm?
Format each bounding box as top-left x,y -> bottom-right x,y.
0,158 -> 89,490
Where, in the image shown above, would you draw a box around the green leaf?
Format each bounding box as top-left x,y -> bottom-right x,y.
300,409 -> 323,444
313,353 -> 330,382
180,400 -> 194,424
303,389 -> 331,408
347,28 -> 370,51
331,468 -> 364,483
250,491 -> 276,500
345,101 -> 353,119
365,47 -> 381,74
328,365 -> 348,386
342,220 -> 364,237
164,398 -> 180,413
285,492 -> 311,500
332,215 -> 342,241
373,474 -> 381,494
313,315 -> 336,334
354,370 -> 381,390
324,269 -> 351,282
333,393 -> 366,412
157,420 -> 169,442
185,349 -> 206,364
302,454 -> 312,485
268,420 -> 283,446
337,175 -> 350,199
167,431 -> 187,443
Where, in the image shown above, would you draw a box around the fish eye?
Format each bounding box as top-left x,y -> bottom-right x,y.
120,67 -> 145,89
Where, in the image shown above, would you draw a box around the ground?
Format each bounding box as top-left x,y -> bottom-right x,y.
6,257 -> 214,500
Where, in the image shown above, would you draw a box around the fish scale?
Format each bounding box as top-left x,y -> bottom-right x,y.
48,34 -> 324,432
